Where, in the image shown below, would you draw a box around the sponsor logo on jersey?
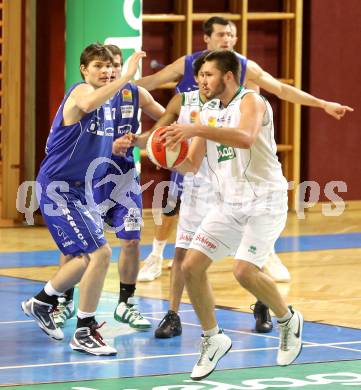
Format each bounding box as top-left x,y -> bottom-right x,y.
88,117 -> 101,134
104,106 -> 112,120
124,207 -> 141,231
194,233 -> 217,253
190,110 -> 198,123
178,232 -> 193,242
104,127 -> 114,137
117,124 -> 132,136
207,116 -> 217,127
53,224 -> 69,240
207,100 -> 219,110
122,89 -> 133,102
61,207 -> 88,246
217,144 -> 236,162
248,245 -> 257,255
62,240 -> 74,248
121,105 -> 134,118
87,109 -> 113,136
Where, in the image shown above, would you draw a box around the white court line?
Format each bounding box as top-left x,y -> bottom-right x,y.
1,342 -> 360,371
236,297 -> 361,310
0,309 -> 198,325
0,320 -> 34,325
3,313 -> 361,349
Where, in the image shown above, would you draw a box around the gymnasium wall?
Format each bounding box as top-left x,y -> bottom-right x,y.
140,0 -> 284,207
301,0 -> 361,201
33,1 -> 360,208
35,0 -> 65,173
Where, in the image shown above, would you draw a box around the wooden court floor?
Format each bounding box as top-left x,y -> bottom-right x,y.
0,205 -> 361,329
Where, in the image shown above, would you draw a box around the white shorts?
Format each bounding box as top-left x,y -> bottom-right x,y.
189,197 -> 287,268
176,180 -> 216,249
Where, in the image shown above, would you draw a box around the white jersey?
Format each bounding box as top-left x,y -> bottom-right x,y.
178,90 -> 211,189
200,88 -> 288,212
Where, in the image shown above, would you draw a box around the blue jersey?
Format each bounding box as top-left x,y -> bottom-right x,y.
92,83 -> 142,240
176,50 -> 248,93
111,82 -> 139,172
39,82 -> 114,181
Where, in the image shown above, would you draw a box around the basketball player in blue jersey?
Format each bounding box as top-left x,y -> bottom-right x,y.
52,45 -> 165,331
137,16 -> 352,284
21,43 -> 145,356
92,45 -> 165,330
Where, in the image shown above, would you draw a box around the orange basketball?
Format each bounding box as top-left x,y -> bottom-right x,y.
146,127 -> 188,169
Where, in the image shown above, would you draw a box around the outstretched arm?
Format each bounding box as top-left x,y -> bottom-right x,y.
246,59 -> 353,120
138,86 -> 165,121
135,56 -> 185,91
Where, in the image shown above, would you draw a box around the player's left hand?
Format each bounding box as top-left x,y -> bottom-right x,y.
323,101 -> 354,120
112,133 -> 134,156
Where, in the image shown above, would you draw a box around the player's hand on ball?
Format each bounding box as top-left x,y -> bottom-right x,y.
146,127 -> 188,169
163,124 -> 196,149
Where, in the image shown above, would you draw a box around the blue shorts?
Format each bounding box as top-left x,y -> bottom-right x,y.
93,165 -> 142,241
36,174 -> 107,257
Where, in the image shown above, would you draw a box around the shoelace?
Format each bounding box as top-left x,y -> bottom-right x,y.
197,337 -> 212,365
128,306 -> 145,321
53,302 -> 67,314
279,323 -> 290,351
158,313 -> 176,327
89,321 -> 106,346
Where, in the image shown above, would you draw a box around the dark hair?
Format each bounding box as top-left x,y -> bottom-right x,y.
192,50 -> 211,76
204,50 -> 240,84
79,43 -> 113,79
104,44 -> 123,65
202,16 -> 229,37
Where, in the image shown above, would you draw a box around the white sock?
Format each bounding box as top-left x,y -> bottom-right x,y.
152,238 -> 167,258
77,309 -> 96,319
44,281 -> 62,297
277,308 -> 292,323
203,325 -> 220,337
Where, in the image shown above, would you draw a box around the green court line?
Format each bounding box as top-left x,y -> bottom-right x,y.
3,360 -> 361,389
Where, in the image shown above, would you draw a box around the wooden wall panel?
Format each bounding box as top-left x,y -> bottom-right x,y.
141,0 -> 283,208
2,0 -> 21,219
35,0 -> 65,172
301,0 -> 361,201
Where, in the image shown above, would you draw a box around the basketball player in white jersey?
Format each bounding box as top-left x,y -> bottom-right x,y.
162,50 -> 303,381
143,53 -> 217,339
138,15 -> 353,287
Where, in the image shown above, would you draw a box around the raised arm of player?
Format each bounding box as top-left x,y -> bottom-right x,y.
164,93 -> 266,149
64,52 -> 146,125
136,56 -> 185,91
74,51 -> 145,112
135,93 -> 183,149
246,59 -> 353,120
